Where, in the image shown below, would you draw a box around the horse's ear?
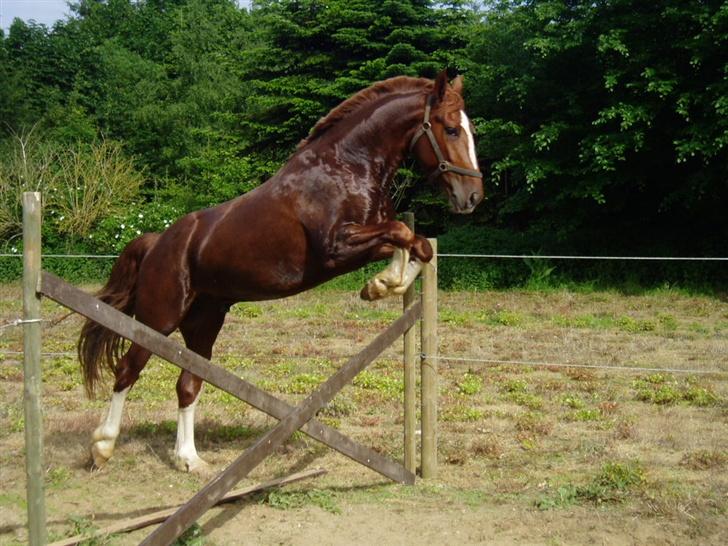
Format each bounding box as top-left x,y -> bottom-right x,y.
432,69 -> 449,104
452,75 -> 464,96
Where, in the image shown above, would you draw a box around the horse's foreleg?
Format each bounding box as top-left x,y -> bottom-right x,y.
329,222 -> 432,300
174,372 -> 206,473
176,300 -> 226,473
91,344 -> 152,468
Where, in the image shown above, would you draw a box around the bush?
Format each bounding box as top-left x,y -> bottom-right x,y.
0,132 -> 143,247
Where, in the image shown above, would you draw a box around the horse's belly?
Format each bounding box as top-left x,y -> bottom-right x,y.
192,228 -> 316,301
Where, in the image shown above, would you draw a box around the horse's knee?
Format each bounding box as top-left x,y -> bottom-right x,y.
113,346 -> 151,391
412,236 -> 433,262
176,372 -> 203,408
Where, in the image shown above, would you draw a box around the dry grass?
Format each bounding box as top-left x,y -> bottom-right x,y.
0,282 -> 727,544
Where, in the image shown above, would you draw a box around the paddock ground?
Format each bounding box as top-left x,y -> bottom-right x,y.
1,283 -> 727,545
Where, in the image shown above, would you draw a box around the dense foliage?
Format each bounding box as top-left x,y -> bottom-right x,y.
1,0 -> 726,287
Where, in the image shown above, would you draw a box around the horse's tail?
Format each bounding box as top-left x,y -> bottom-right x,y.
78,232 -> 160,398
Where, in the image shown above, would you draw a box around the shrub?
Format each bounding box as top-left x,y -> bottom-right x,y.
0,132 -> 143,245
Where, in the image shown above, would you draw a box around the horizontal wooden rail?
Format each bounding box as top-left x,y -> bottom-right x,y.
40,272 -> 419,486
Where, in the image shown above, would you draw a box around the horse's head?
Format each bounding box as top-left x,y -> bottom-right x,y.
410,71 -> 484,214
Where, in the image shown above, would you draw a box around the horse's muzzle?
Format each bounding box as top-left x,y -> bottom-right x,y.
448,178 -> 484,214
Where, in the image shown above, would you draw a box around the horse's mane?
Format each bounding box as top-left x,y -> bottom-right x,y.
298,76 -> 433,149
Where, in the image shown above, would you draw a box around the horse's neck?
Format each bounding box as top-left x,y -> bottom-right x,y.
335,92 -> 424,188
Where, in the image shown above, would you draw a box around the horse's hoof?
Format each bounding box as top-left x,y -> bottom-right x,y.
176,455 -> 211,475
360,278 -> 388,300
90,441 -> 113,470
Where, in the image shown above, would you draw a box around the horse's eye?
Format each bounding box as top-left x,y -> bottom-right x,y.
445,127 -> 459,137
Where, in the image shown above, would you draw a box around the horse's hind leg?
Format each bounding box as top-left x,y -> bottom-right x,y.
174,299 -> 227,472
91,289 -> 191,468
90,343 -> 154,468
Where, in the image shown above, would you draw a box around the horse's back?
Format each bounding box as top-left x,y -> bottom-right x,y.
138,185 -> 316,303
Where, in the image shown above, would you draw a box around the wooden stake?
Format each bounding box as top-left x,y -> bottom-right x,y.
420,238 -> 437,479
22,192 -> 47,545
402,212 -> 417,474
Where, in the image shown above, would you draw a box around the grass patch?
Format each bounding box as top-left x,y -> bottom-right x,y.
505,392 -> 543,410
456,372 -> 482,395
616,316 -> 657,333
560,394 -> 586,409
283,373 -> 325,395
497,378 -> 528,394
46,466 -> 71,488
197,423 -> 260,443
440,308 -> 473,326
479,310 -> 524,327
442,406 -> 486,422
353,371 -> 403,399
230,303 -> 263,319
537,460 -> 645,509
632,375 -> 721,406
65,515 -> 109,546
261,489 -> 340,514
131,420 -> 177,438
568,408 -> 602,422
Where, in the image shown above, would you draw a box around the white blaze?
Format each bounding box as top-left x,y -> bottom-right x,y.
460,110 -> 479,170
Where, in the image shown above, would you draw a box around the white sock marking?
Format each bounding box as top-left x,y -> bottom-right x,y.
175,390 -> 202,464
391,259 -> 423,295
97,387 -> 129,441
460,110 -> 479,170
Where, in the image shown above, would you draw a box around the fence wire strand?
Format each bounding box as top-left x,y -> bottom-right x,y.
437,253 -> 728,261
2,253 -> 727,261
426,354 -> 727,376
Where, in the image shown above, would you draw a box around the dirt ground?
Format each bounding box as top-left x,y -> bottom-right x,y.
1,282 -> 727,545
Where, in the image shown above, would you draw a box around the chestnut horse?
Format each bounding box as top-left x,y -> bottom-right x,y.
78,71 -> 483,472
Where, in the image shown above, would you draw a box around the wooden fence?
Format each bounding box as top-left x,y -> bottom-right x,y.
20,192 -> 438,545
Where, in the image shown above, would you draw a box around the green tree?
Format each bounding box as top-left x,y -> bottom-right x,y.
467,0 -> 728,255
237,0 -> 474,160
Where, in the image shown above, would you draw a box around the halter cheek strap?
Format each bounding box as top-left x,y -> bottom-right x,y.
409,98 -> 483,183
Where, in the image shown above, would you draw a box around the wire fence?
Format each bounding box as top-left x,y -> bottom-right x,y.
438,253 -> 728,261
1,344 -> 725,377
424,355 -> 727,376
1,252 -> 727,261
1,251 -> 725,377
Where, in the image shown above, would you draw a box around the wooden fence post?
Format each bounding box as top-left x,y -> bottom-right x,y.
402,212 -> 416,474
420,238 -> 437,479
22,191 -> 47,545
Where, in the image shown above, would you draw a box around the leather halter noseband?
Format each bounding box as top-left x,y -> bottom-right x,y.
409,97 -> 483,182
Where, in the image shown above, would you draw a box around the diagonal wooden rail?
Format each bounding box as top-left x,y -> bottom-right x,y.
40,272 -> 419,487
49,469 -> 326,546
141,298 -> 421,545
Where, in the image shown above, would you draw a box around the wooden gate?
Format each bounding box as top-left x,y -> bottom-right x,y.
20,193 -> 438,545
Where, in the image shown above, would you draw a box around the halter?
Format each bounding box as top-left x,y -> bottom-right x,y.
409,96 -> 483,183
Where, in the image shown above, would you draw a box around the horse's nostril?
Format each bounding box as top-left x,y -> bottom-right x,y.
469,191 -> 482,208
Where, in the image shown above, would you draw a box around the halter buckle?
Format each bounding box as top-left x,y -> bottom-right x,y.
438,162 -> 449,172
422,121 -> 432,131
